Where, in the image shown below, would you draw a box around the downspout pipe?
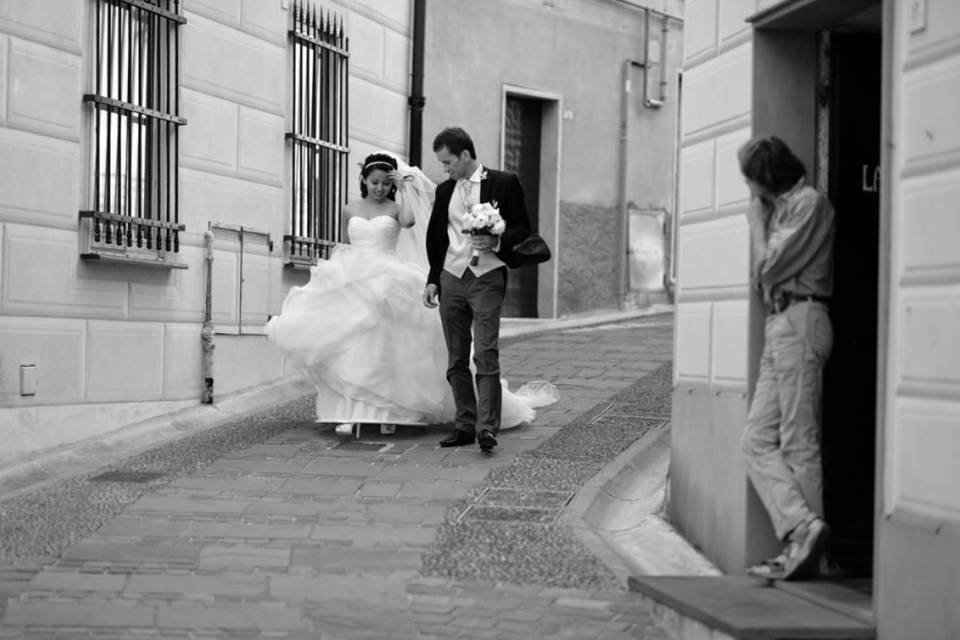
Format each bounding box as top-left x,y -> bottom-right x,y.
642,12 -> 669,109
201,229 -> 215,403
659,16 -> 669,102
666,73 -> 682,300
408,0 -> 426,166
617,58 -> 645,306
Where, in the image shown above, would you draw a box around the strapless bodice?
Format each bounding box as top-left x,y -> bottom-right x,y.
347,215 -> 400,253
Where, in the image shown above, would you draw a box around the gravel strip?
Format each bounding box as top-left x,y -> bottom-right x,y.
420,362 -> 673,590
0,395 -> 315,560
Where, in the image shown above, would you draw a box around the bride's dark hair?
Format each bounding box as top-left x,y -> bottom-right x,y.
359,153 -> 398,200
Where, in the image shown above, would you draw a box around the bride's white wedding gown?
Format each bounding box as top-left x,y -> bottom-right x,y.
264,214 -> 557,430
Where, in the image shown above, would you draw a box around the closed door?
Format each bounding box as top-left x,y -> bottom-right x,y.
502,95 -> 541,318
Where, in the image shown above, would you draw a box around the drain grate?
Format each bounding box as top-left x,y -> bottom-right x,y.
88,470 -> 166,483
456,486 -> 573,525
589,403 -> 669,426
458,504 -> 561,525
476,488 -> 574,508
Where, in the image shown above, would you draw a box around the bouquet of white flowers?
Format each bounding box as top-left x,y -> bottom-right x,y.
462,201 -> 506,266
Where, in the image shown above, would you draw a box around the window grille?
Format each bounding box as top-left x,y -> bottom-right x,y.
80,0 -> 187,267
285,2 -> 349,268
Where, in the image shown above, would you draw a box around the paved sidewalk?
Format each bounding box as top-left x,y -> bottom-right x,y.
0,314 -> 674,639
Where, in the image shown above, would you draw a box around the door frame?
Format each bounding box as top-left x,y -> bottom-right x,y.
747,0 -> 890,610
499,84 -> 562,319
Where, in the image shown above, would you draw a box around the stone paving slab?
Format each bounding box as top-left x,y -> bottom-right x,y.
0,316 -> 675,638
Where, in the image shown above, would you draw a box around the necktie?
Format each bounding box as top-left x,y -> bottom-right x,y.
458,179 -> 472,213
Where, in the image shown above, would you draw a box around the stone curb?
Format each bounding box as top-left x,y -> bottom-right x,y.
500,304 -> 674,343
560,420 -> 721,583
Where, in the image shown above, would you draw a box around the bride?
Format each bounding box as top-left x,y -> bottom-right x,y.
264,152 -> 557,438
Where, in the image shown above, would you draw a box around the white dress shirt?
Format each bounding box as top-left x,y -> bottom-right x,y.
443,163 -> 505,278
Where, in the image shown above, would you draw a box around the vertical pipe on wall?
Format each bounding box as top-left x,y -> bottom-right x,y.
201,229 -> 215,404
666,71 -> 682,299
617,58 -> 644,305
408,0 -> 426,166
658,14 -> 669,102
617,9 -> 650,305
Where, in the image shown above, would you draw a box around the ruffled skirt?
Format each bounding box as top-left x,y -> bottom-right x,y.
265,245 -> 557,428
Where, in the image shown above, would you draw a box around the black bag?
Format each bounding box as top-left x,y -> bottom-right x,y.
511,233 -> 552,266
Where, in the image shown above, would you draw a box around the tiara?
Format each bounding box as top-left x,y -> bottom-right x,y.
362,160 -> 395,172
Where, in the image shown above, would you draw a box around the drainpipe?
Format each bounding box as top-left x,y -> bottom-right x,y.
659,16 -> 669,102
665,86 -> 681,300
408,0 -> 426,166
617,58 -> 645,306
201,229 -> 215,403
643,12 -> 668,108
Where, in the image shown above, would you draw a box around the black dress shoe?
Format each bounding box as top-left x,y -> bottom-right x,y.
477,430 -> 498,452
439,431 -> 475,447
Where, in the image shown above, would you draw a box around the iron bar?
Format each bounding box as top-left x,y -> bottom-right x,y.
164,0 -> 171,251
290,27 -> 349,57
153,5 -> 161,248
143,4 -> 154,240
290,4 -> 297,251
309,5 -> 317,244
118,0 -> 186,25
341,32 -> 348,244
136,4 -> 143,245
94,0 -> 102,241
80,209 -> 185,231
82,94 -> 186,126
104,0 -> 114,227
125,6 -> 132,242
173,0 -> 180,251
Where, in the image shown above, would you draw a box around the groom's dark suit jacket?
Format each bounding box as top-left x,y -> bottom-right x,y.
425,167 -> 532,290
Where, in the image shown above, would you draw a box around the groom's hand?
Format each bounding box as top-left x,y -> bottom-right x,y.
471,234 -> 497,253
423,284 -> 439,308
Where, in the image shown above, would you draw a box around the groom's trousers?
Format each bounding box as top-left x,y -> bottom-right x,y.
439,267 -> 506,436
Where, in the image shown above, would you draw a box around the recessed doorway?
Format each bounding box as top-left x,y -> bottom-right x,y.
821,27 -> 882,579
502,94 -> 542,318
499,86 -> 561,319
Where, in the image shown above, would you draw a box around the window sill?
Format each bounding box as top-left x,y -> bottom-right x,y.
283,255 -> 317,271
81,250 -> 188,270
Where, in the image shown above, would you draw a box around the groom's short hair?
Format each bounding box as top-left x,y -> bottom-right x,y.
433,127 -> 476,159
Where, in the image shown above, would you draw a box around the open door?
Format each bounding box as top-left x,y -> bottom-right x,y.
821,31 -> 882,578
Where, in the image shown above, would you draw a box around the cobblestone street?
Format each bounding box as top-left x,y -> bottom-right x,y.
0,316 -> 673,639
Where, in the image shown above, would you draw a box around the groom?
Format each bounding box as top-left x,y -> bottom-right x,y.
422,127 -> 532,452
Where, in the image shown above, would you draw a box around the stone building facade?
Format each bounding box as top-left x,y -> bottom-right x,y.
0,0 -> 413,473
670,0 -> 960,636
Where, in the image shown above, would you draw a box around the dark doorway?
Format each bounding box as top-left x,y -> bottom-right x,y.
821,31 -> 882,577
502,94 -> 541,318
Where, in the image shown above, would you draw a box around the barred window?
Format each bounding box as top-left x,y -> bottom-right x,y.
284,2 -> 350,268
81,0 -> 187,268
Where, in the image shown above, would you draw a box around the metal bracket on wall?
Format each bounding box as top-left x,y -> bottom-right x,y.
208,222 -> 272,336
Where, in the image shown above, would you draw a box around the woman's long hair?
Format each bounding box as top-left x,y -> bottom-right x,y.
359,152 -> 399,200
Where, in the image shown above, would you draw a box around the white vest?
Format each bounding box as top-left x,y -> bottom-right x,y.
443,164 -> 505,278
